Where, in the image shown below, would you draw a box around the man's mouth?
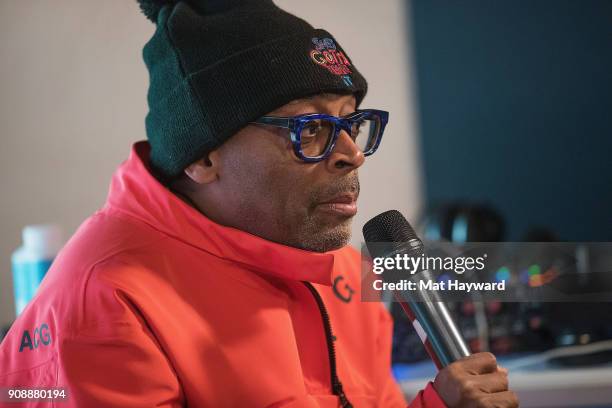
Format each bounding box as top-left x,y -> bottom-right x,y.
316,193 -> 358,217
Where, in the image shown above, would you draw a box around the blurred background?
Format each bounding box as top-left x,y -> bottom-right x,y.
1,1 -> 611,406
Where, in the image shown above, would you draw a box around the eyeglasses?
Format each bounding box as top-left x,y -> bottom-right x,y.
249,109 -> 389,163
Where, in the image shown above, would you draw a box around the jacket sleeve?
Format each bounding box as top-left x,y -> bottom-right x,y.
0,268 -> 184,408
56,321 -> 184,407
54,265 -> 184,407
406,382 -> 448,408
375,304 -> 447,408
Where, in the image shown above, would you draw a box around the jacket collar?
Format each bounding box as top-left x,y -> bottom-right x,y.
105,141 -> 338,286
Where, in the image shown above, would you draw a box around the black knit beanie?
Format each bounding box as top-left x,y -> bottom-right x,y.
137,0 -> 368,179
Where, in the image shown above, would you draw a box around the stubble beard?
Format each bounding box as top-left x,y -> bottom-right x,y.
291,173 -> 360,253
294,216 -> 353,253
226,161 -> 360,253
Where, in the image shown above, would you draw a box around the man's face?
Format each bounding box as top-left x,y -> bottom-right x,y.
209,93 -> 365,252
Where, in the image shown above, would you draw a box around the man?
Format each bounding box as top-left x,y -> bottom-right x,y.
0,0 -> 517,407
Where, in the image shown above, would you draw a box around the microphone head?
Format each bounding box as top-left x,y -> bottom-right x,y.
362,210 -> 424,258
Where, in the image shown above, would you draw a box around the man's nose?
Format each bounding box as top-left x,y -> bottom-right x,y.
325,130 -> 365,171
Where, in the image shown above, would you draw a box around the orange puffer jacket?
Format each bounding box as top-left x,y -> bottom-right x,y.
0,142 -> 445,408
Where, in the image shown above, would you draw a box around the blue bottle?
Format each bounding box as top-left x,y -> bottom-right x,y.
11,225 -> 63,317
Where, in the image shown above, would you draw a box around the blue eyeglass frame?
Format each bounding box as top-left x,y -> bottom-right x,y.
249,109 -> 389,163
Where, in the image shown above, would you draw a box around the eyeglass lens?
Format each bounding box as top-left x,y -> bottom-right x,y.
299,116 -> 380,157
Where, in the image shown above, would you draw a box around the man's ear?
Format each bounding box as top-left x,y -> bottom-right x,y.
183,150 -> 220,184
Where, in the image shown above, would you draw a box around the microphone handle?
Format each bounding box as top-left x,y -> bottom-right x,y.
397,270 -> 471,369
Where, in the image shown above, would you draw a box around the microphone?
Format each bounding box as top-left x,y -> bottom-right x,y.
363,210 -> 470,369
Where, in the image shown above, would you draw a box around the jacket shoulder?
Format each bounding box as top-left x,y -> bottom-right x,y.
0,210 -> 171,375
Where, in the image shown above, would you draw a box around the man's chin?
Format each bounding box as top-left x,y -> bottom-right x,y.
296,223 -> 352,253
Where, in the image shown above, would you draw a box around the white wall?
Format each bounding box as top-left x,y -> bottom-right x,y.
0,0 -> 422,326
